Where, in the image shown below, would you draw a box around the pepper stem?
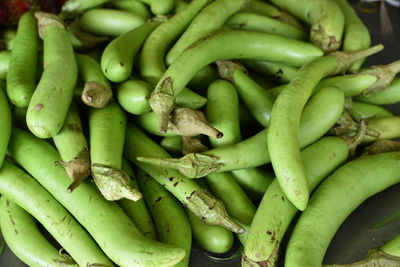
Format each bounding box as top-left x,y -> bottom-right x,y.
186,189 -> 244,234
341,120 -> 367,156
55,147 -> 90,193
332,44 -> 384,74
216,60 -> 247,82
149,77 -> 176,134
330,111 -> 380,139
137,153 -> 223,178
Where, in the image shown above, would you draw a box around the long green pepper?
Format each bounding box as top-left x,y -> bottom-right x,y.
243,137 -> 350,266
0,161 -> 113,266
138,87 -> 346,177
89,102 -> 142,201
6,11 -> 38,108
26,12 -> 77,139
7,129 -> 186,267
137,169 -> 192,267
285,150 -> 400,267
150,30 -> 323,133
267,46 -> 383,210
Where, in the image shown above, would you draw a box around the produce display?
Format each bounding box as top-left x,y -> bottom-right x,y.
0,0 -> 399,266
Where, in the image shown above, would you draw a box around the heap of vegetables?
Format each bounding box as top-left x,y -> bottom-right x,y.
0,0 -> 399,266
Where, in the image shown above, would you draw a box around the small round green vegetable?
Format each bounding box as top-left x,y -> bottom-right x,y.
186,209 -> 234,254
117,79 -> 153,115
118,79 -> 207,115
160,136 -> 183,155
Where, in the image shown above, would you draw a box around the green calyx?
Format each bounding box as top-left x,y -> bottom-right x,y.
56,147 -> 90,193
91,163 -> 143,201
137,153 -> 224,178
357,60 -> 400,96
310,24 -> 341,53
340,120 -> 367,156
330,111 -> 380,139
330,44 -> 384,75
149,77 -> 176,134
56,146 -> 91,193
185,189 -> 244,234
169,107 -> 223,138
